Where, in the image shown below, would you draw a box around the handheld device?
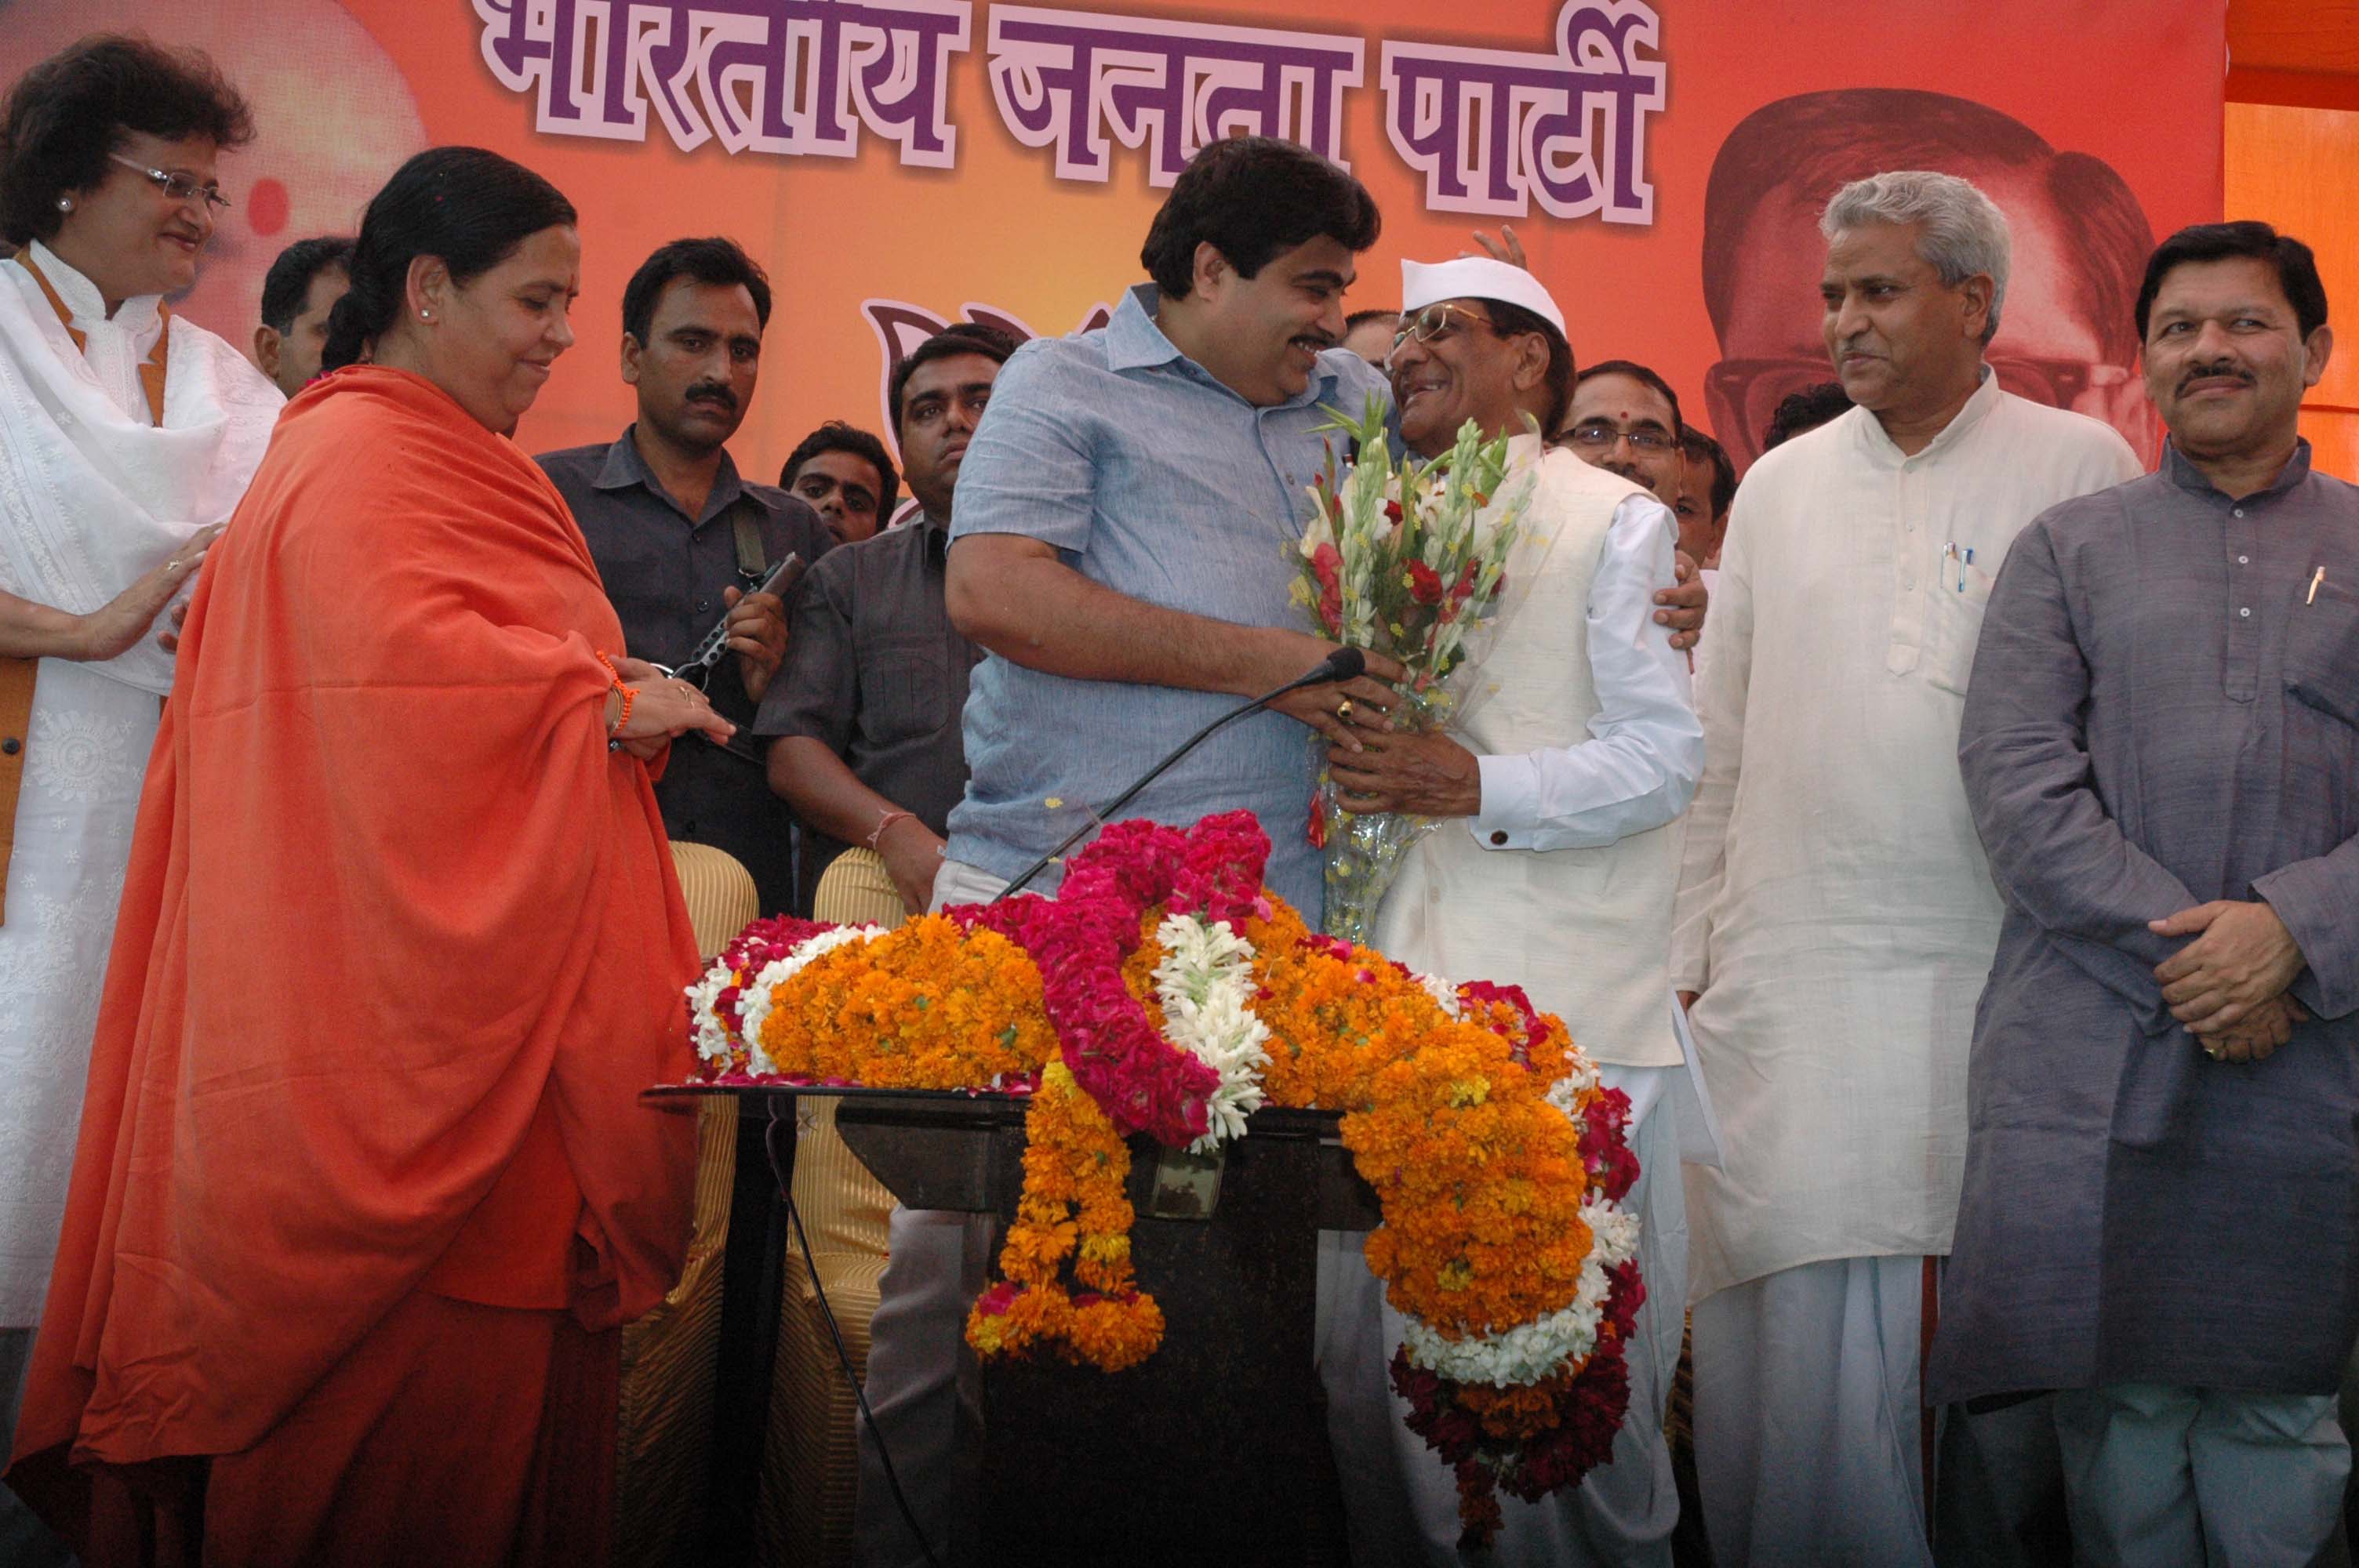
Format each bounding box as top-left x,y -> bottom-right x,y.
662,551 -> 803,688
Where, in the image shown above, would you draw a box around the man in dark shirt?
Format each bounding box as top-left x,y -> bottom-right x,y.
755,325 -> 1012,914
540,237 -> 832,913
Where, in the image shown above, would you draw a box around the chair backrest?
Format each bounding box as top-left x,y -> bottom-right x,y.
669,841 -> 760,958
810,846 -> 908,930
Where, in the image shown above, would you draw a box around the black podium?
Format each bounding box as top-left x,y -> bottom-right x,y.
659,1084 -> 1379,1566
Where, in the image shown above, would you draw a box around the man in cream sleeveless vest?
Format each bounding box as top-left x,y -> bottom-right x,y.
1317,256 -> 1703,1566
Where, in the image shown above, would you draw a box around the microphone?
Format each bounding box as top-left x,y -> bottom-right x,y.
992,648 -> 1369,901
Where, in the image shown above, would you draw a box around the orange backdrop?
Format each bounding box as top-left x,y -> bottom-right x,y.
0,0 -> 2228,478
2224,101 -> 2358,477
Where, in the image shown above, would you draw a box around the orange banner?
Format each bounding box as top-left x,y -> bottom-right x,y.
2,0 -> 2223,477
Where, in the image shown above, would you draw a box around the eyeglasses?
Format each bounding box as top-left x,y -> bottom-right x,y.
1388,303 -> 1499,359
1564,421 -> 1676,454
1707,354 -> 2135,461
106,153 -> 231,213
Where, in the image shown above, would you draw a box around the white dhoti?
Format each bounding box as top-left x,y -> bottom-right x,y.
2005,1384 -> 2345,1568
853,1207 -> 991,1568
1690,1253 -> 1937,1568
1317,1065 -> 1688,1567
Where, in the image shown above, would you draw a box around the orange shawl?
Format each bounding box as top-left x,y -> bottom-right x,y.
9,365 -> 698,1471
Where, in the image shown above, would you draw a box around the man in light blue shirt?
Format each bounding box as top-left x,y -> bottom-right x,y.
940,136 -> 1405,915
856,138 -> 1402,1568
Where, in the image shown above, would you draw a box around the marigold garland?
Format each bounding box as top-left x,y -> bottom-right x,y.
682,811 -> 1641,1542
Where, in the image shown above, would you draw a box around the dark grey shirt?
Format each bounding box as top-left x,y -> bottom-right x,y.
1929,439 -> 2359,1405
538,426 -> 834,914
754,514 -> 982,894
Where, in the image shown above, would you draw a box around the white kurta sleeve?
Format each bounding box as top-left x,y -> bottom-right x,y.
1669,483 -> 1757,996
1467,492 -> 1701,851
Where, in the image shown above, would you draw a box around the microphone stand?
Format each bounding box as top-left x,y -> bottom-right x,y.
992,649 -> 1367,902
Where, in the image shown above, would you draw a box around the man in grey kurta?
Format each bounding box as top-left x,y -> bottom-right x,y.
1929,221 -> 2354,1564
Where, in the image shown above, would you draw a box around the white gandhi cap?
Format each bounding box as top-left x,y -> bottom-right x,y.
1398,256 -> 1566,338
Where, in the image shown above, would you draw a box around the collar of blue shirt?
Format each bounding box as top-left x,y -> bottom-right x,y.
1103,281 -> 1354,416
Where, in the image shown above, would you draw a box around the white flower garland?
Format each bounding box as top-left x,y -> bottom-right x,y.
732,926 -> 885,1076
1151,913 -> 1271,1152
685,961 -> 738,1066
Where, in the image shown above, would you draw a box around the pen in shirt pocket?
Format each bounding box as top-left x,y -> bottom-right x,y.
2309,566 -> 2326,604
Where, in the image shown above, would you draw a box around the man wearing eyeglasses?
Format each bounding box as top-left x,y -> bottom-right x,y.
1669,170 -> 2140,1566
1321,256 -> 1704,1566
1561,360 -> 1687,505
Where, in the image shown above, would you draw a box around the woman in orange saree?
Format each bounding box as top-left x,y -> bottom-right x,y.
6,145 -> 733,1568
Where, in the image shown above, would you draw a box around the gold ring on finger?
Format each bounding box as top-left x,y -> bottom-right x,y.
1337,699 -> 1354,720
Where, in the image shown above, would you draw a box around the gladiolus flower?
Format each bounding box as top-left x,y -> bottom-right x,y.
1407,560 -> 1445,605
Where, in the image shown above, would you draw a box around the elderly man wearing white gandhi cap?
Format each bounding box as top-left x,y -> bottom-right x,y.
1317,254 -> 1716,1566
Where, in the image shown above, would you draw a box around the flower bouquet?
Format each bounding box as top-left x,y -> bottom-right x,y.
683,812 -> 1641,1544
1292,394 -> 1532,942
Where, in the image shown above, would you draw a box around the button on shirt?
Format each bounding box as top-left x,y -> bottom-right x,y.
754,513 -> 983,891
945,284 -> 1393,915
538,427 -> 834,914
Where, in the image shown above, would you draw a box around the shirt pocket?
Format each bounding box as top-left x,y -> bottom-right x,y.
1922,554 -> 1995,697
856,637 -> 952,748
2285,580 -> 2359,729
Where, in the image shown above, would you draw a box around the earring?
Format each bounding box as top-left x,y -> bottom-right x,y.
54,197 -> 70,212
418,310 -> 431,321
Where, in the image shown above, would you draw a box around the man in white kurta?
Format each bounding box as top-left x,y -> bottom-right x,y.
1319,257 -> 1703,1566
0,238 -> 278,1454
1670,172 -> 2139,1565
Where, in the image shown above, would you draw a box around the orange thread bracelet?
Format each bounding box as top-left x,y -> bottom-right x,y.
594,651 -> 636,735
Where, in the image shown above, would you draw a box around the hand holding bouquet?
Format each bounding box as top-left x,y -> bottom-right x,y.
1291,395 -> 1532,940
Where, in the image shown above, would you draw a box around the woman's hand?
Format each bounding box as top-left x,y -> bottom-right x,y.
612,673 -> 735,755
85,524 -> 224,660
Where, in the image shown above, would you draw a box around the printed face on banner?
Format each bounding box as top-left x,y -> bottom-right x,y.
1699,88 -> 2165,469
1,1 -> 2215,481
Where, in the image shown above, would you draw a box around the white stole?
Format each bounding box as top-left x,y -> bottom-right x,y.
0,244 -> 281,694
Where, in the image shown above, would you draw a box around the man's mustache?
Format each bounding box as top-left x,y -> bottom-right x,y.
685,383 -> 738,412
2179,361 -> 2252,394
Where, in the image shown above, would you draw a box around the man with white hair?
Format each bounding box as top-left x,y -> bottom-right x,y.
1670,170 -> 2141,1563
1320,255 -> 1703,1565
